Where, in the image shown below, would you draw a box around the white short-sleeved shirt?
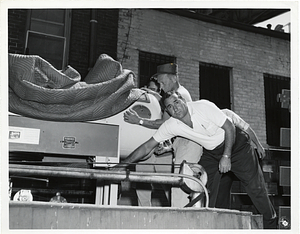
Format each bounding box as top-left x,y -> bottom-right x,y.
222,109 -> 249,131
153,100 -> 227,150
177,85 -> 192,102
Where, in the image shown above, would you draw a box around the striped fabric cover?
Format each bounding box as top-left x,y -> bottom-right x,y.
9,53 -> 144,122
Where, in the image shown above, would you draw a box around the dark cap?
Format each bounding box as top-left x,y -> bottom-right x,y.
154,63 -> 178,76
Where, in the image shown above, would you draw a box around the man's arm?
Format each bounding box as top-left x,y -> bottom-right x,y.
222,109 -> 265,159
246,127 -> 265,159
111,137 -> 159,171
124,109 -> 170,129
141,87 -> 162,100
219,118 -> 236,173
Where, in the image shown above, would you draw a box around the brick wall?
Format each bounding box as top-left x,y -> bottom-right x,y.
68,9 -> 91,78
69,9 -> 119,78
8,9 -> 27,54
95,9 -> 119,60
117,9 -> 290,145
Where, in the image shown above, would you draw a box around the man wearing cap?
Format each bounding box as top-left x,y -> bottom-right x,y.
124,63 -> 203,207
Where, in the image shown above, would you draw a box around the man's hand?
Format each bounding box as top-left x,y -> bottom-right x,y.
219,156 -> 231,173
154,141 -> 173,155
256,144 -> 266,159
123,109 -> 140,125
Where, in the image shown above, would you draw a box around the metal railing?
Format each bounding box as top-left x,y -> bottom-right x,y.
9,164 -> 209,207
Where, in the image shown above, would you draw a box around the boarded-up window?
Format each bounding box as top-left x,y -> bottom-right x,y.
199,62 -> 231,109
264,74 -> 290,147
139,51 -> 175,88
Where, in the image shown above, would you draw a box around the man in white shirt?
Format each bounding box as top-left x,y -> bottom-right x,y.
117,91 -> 277,229
154,107 -> 266,209
123,63 -> 202,207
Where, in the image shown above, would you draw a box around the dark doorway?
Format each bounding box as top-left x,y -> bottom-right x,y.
199,62 -> 231,109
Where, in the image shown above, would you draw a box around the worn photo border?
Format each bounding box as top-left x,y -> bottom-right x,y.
1,1 -> 299,233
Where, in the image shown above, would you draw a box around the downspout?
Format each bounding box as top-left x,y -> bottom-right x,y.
88,9 -> 97,70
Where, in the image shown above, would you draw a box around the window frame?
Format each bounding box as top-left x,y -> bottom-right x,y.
138,51 -> 176,88
199,62 -> 233,109
264,73 -> 291,147
24,9 -> 72,69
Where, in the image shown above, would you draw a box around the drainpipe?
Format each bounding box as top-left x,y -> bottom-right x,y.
89,9 -> 97,70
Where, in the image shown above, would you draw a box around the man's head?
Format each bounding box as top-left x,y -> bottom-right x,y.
162,91 -> 188,120
154,63 -> 179,93
147,80 -> 160,92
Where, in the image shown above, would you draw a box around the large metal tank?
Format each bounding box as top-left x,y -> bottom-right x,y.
92,92 -> 162,159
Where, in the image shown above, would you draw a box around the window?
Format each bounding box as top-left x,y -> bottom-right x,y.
25,9 -> 71,69
199,62 -> 232,109
264,74 -> 290,147
138,51 -> 175,88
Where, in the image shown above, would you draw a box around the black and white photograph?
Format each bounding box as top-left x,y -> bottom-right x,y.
1,0 -> 299,232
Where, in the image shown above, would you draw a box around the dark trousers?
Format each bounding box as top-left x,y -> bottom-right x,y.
199,127 -> 277,229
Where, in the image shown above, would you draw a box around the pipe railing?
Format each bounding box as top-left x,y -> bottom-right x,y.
9,164 -> 209,207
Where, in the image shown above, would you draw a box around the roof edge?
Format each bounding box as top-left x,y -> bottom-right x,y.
158,9 -> 290,41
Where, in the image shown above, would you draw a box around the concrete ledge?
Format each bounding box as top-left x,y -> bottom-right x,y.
9,201 -> 263,229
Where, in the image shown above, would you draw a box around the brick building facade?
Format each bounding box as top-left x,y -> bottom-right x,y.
117,9 -> 290,146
